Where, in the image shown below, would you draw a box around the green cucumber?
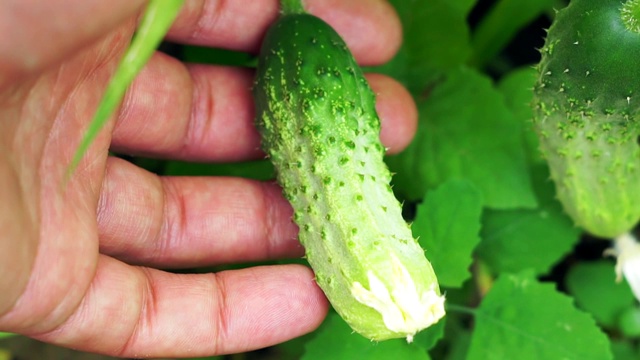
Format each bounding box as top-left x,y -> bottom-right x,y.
253,4 -> 444,341
532,0 -> 640,238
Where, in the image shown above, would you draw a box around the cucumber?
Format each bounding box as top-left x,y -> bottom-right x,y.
532,0 -> 640,238
253,5 -> 444,341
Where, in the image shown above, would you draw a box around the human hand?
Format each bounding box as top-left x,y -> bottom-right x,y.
0,0 -> 417,357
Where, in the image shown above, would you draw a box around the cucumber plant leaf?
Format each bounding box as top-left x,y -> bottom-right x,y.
611,341 -> 640,360
467,271 -> 612,360
565,261 -> 636,329
470,0 -> 555,68
302,313 -> 431,360
376,0 -> 472,94
475,164 -> 581,275
413,179 -> 483,288
496,66 -> 544,164
440,329 -> 471,360
388,66 -> 537,209
618,307 -> 640,338
411,316 -> 446,351
448,0 -> 478,16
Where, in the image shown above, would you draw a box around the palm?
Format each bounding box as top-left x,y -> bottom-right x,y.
0,14 -> 135,347
0,0 -> 415,357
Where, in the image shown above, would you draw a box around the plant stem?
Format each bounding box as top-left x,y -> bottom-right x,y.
280,0 -> 305,15
446,303 -> 477,316
474,260 -> 494,298
0,332 -> 16,339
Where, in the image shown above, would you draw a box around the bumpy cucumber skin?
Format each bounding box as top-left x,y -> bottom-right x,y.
254,14 -> 444,340
533,0 -> 640,238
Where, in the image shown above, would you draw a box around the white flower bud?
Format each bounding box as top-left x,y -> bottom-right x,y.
607,232 -> 640,300
351,254 -> 446,342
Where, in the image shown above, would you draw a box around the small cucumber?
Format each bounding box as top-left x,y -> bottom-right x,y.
533,0 -> 640,238
253,6 -> 444,341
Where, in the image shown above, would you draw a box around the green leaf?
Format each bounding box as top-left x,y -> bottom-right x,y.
388,67 -> 537,209
375,0 -> 472,94
448,0 -> 478,16
69,0 -> 184,174
0,333 -> 15,340
302,313 -> 430,360
430,310 -> 473,360
467,271 -> 612,360
618,307 -> 640,338
475,164 -> 581,275
470,0 -> 555,68
565,261 -> 636,329
413,179 -> 483,288
273,333 -> 318,360
497,67 -> 544,164
412,316 -> 446,351
442,330 -> 471,360
611,340 -> 640,360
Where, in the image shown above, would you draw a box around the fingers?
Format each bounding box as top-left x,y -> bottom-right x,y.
304,0 -> 402,65
111,52 -> 418,162
97,157 -> 302,268
0,0 -> 145,88
32,257 -> 328,357
1,0 -> 401,88
371,73 -> 418,153
169,0 -> 401,65
101,69 -> 417,268
111,53 -> 263,162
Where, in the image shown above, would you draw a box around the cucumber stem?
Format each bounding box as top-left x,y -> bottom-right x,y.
621,0 -> 640,34
280,0 -> 305,15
